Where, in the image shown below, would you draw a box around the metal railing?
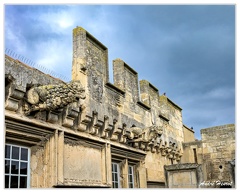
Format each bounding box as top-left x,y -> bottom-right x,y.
5,48 -> 70,82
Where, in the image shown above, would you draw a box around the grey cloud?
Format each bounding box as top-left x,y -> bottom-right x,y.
4,5 -> 235,140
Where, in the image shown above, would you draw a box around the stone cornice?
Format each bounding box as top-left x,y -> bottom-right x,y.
5,110 -> 146,155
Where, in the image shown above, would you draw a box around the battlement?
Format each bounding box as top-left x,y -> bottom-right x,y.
72,26 -> 109,84
4,26 -> 235,188
5,26 -> 185,158
72,27 -> 181,117
70,26 -> 185,153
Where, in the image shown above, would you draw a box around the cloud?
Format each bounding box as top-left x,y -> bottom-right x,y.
4,14 -> 27,53
204,87 -> 235,100
183,103 -> 235,139
37,7 -> 76,31
4,5 -> 235,140
35,39 -> 70,65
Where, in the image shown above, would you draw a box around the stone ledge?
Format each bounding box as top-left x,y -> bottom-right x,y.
164,163 -> 200,171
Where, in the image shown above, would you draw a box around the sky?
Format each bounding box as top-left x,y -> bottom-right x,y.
3,3 -> 236,140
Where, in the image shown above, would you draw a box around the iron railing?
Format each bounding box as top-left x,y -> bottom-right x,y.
5,48 -> 70,82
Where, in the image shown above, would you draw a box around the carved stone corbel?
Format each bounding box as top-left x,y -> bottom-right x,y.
110,119 -> 122,141
47,110 -> 61,124
125,125 -> 163,151
177,152 -> 183,162
153,137 -> 161,153
119,123 -> 127,143
146,144 -> 151,151
139,142 -> 147,150
171,149 -> 176,160
161,148 -> 167,156
123,125 -> 132,139
160,142 -> 167,156
88,111 -> 103,135
62,103 -> 79,128
5,87 -> 25,112
99,116 -> 112,139
148,139 -> 156,153
133,142 -> 139,148
77,114 -> 91,132
173,148 -> 182,162
5,74 -> 25,112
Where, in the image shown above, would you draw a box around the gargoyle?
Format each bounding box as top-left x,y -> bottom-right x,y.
24,80 -> 86,115
126,125 -> 163,143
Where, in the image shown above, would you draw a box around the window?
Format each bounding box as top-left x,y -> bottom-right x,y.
112,162 -> 120,188
5,144 -> 30,188
128,165 -> 134,188
193,148 -> 198,163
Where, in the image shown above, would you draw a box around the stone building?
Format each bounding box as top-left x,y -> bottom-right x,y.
165,124 -> 235,188
4,26 -> 235,188
180,124 -> 235,188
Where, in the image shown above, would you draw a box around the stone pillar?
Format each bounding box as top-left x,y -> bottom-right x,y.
136,161 -> 147,188
57,131 -> 64,185
102,142 -> 112,186
48,132 -> 58,187
105,143 -> 112,186
53,130 -> 58,185
121,159 -> 128,188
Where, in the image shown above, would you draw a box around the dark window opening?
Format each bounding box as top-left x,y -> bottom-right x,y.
193,148 -> 198,163
147,181 -> 165,188
5,77 -> 11,102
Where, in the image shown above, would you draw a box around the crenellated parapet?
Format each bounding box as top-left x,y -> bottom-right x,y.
5,26 -> 185,163
139,80 -> 159,108
113,59 -> 140,103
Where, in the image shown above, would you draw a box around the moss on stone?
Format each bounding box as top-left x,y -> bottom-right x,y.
73,27 -> 85,36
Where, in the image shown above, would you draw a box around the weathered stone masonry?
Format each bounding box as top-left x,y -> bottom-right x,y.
4,26 -> 235,188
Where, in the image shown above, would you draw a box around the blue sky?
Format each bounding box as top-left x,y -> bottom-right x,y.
3,4 -> 235,139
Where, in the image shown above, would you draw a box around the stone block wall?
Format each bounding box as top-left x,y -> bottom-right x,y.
71,26 -> 185,150
5,55 -> 64,113
201,124 -> 235,182
71,27 -> 186,182
183,125 -> 195,142
159,95 -> 184,145
5,26 -> 236,188
5,26 -> 189,188
164,163 -> 203,188
63,139 -> 104,186
72,27 -> 109,84
181,140 -> 202,164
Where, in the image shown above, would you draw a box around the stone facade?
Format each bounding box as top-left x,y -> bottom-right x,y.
180,124 -> 235,188
183,125 -> 195,142
164,163 -> 203,188
201,124 -> 235,185
4,26 -> 235,188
